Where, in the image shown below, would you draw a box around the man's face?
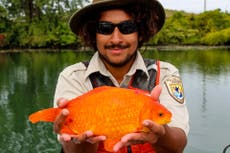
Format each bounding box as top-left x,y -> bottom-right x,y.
96,9 -> 139,67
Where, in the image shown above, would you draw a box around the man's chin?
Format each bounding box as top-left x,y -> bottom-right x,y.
99,52 -> 137,68
105,60 -> 128,67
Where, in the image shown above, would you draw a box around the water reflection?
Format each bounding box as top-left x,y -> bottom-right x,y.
201,73 -> 207,114
0,48 -> 230,153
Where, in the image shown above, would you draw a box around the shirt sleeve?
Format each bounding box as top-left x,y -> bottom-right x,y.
53,63 -> 93,107
159,61 -> 189,135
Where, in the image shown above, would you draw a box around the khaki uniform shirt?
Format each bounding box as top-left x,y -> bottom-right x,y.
54,51 -> 189,135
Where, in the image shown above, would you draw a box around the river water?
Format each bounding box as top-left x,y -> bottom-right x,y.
0,48 -> 230,153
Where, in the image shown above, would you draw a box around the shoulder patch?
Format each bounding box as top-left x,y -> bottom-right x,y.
164,76 -> 184,104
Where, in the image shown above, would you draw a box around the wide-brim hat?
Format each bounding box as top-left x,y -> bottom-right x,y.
69,0 -> 165,36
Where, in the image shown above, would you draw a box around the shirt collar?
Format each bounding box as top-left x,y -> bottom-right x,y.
126,51 -> 149,78
84,51 -> 149,80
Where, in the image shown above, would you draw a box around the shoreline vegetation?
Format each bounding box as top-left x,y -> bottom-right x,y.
0,1 -> 230,51
1,45 -> 230,53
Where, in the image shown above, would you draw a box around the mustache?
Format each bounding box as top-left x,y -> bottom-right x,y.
104,43 -> 130,49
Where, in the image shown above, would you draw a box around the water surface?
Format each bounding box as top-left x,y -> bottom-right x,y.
0,49 -> 230,153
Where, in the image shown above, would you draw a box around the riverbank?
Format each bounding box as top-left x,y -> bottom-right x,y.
152,45 -> 230,51
1,45 -> 230,53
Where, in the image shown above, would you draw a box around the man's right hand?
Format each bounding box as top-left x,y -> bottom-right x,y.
53,98 -> 106,153
54,98 -> 70,141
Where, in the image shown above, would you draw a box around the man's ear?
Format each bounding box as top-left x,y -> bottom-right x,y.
138,36 -> 143,42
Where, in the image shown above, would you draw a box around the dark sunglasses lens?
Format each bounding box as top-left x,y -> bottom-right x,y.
118,21 -> 137,34
97,22 -> 114,34
96,21 -> 137,35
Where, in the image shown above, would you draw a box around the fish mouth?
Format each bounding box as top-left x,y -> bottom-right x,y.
157,118 -> 172,125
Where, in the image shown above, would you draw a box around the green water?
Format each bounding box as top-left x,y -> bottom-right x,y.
0,48 -> 230,153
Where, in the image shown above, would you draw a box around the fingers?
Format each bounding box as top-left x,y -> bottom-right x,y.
54,98 -> 106,145
113,120 -> 166,152
57,98 -> 69,108
53,109 -> 69,133
59,130 -> 106,145
54,98 -> 106,146
71,131 -> 94,144
113,133 -> 144,152
54,98 -> 69,133
86,135 -> 106,144
113,138 -> 128,152
150,85 -> 162,101
60,133 -> 72,142
143,120 -> 165,136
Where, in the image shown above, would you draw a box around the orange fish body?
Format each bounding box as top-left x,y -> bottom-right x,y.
29,86 -> 172,152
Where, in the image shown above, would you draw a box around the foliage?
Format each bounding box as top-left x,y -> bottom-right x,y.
0,5 -> 9,33
154,12 -> 201,45
0,0 -> 87,49
193,9 -> 229,33
201,28 -> 230,45
150,9 -> 230,46
0,1 -> 229,49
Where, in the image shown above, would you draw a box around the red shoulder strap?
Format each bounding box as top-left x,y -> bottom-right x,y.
155,60 -> 160,86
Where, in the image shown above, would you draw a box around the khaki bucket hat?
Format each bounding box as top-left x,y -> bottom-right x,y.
69,0 -> 165,36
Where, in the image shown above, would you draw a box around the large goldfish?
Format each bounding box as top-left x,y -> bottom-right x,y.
29,86 -> 172,152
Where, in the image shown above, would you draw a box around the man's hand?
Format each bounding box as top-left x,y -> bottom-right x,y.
150,85 -> 162,101
113,119 -> 165,152
53,98 -> 106,153
113,85 -> 165,152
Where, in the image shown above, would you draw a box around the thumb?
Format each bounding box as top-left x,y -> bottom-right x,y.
57,97 -> 69,108
150,85 -> 162,101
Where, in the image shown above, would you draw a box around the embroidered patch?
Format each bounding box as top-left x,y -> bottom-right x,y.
165,76 -> 184,104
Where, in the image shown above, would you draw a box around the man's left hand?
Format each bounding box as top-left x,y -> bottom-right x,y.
113,119 -> 166,152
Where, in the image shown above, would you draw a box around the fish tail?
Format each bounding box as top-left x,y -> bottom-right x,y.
29,108 -> 62,123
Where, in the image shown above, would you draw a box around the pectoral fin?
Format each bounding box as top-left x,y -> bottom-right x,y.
103,139 -> 119,152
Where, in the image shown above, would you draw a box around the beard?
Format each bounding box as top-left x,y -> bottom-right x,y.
98,44 -> 137,67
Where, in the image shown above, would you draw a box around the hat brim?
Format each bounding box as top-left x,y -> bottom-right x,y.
69,0 -> 165,36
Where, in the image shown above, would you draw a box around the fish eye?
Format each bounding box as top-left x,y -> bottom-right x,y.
159,112 -> 164,117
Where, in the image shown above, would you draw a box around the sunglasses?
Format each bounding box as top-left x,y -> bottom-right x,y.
96,20 -> 137,35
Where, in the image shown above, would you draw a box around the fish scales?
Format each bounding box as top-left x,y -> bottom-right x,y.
29,86 -> 172,152
67,88 -> 146,137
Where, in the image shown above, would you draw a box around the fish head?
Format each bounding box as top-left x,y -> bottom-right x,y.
140,101 -> 172,125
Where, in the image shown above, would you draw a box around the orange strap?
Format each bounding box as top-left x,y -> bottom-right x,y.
155,60 -> 160,86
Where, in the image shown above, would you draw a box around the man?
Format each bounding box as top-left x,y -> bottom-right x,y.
53,0 -> 189,153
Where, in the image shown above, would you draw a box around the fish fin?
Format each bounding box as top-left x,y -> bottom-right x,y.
60,125 -> 76,135
92,86 -> 111,93
76,86 -> 111,99
127,82 -> 150,95
103,139 -> 118,152
140,127 -> 151,133
29,108 -> 61,123
135,125 -> 147,133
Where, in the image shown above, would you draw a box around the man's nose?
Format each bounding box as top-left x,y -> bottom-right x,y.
110,27 -> 123,43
